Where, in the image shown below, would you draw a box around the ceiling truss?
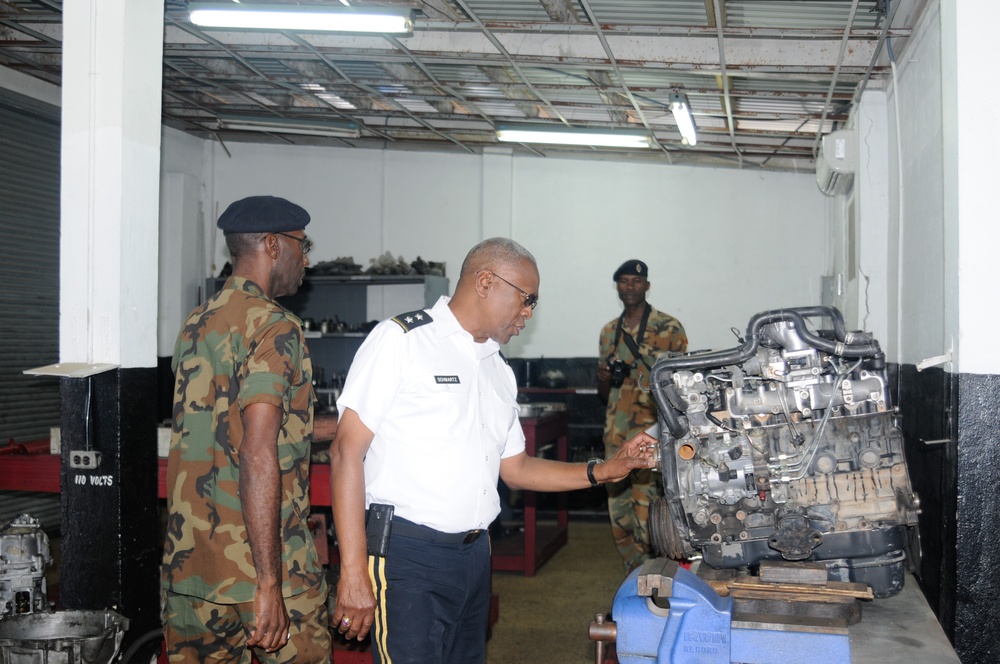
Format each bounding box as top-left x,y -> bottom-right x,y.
0,0 -> 923,170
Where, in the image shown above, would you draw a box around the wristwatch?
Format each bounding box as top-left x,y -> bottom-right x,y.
587,458 -> 603,487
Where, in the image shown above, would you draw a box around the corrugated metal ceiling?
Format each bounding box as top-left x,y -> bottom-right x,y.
0,0 -> 926,170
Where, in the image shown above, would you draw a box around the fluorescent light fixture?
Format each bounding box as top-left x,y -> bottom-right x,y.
669,91 -> 698,146
189,3 -> 413,34
495,124 -> 653,149
216,116 -> 361,139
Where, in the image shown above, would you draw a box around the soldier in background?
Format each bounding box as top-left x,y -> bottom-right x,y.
597,259 -> 687,574
161,196 -> 337,662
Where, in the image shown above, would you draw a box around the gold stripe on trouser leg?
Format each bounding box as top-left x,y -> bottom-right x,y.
370,555 -> 391,663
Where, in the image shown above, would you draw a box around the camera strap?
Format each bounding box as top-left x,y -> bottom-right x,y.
612,303 -> 653,371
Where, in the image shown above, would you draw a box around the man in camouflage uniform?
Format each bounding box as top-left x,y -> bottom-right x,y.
597,260 -> 687,574
162,196 -> 336,662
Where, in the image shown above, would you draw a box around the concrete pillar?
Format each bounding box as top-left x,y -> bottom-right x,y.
57,0 -> 164,652
946,2 -> 1000,661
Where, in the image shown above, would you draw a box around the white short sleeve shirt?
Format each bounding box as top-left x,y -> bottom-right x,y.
337,296 -> 526,533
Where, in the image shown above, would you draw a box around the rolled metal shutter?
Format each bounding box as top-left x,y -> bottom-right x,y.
0,89 -> 60,444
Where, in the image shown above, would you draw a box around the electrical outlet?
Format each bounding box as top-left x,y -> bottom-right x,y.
70,450 -> 102,469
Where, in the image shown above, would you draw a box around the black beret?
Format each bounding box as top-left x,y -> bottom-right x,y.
217,195 -> 310,234
613,259 -> 648,281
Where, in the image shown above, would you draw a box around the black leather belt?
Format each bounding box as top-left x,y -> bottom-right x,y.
389,516 -> 486,545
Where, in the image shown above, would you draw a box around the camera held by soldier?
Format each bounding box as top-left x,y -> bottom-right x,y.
607,358 -> 631,388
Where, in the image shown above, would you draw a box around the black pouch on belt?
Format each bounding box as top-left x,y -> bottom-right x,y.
366,503 -> 394,557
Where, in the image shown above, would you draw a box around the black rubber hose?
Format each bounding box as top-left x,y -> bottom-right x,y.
791,305 -> 873,344
650,312 -> 772,439
654,386 -> 690,440
121,628 -> 164,664
776,307 -> 881,357
650,307 -> 882,440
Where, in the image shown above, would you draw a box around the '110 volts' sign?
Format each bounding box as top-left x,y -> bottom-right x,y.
73,474 -> 114,487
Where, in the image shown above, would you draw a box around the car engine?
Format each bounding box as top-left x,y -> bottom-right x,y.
648,306 -> 920,597
0,514 -> 52,618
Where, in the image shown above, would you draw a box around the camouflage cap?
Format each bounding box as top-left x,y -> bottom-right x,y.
613,259 -> 648,281
217,196 -> 310,234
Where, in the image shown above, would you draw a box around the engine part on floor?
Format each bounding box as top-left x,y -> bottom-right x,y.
0,609 -> 128,664
0,515 -> 52,618
590,558 -> 851,664
649,306 -> 920,597
119,628 -> 163,664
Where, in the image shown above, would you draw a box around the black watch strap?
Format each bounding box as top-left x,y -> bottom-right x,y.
587,459 -> 602,487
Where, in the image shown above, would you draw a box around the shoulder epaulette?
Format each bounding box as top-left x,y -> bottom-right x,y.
390,310 -> 433,332
498,350 -> 509,365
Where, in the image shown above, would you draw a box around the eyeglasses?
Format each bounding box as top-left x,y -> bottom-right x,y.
274,232 -> 312,254
489,271 -> 538,310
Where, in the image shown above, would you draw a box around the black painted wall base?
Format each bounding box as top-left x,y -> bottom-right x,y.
897,364 -> 957,632
59,367 -> 160,652
897,364 -> 1000,662
954,372 -> 1000,663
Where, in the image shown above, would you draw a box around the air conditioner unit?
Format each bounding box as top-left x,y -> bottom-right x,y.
816,129 -> 856,196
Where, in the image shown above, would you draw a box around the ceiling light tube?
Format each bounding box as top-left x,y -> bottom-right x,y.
216,116 -> 360,139
495,125 -> 652,149
189,3 -> 414,35
669,91 -> 698,146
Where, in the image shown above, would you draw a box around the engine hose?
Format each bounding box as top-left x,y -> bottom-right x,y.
778,308 -> 881,358
121,628 -> 164,664
790,305 -> 848,340
651,310 -> 788,437
651,307 -> 880,440
652,384 -> 690,440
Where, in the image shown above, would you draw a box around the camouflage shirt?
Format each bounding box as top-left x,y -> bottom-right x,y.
599,307 -> 687,448
161,276 -> 322,604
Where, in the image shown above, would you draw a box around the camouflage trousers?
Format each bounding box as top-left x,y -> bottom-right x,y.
163,579 -> 331,663
604,467 -> 660,575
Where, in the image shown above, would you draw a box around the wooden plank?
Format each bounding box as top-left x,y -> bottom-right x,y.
695,565 -> 736,597
727,577 -> 874,600
758,560 -> 829,585
729,589 -> 861,604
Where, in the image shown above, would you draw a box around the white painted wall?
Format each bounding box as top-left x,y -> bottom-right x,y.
951,2 -> 1000,375
157,125 -> 205,355
181,138 -> 826,358
853,91 -> 891,347
828,2 -> 951,369
0,60 -> 834,363
504,159 -> 827,357
833,0 -> 1000,376
891,1 -> 951,371
204,143 -> 484,280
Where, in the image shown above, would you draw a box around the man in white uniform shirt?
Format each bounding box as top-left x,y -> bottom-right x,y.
330,237 -> 657,663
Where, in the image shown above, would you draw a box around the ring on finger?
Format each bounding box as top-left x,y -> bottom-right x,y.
341,617 -> 351,627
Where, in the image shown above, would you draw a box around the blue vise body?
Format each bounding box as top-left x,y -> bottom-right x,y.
612,559 -> 851,664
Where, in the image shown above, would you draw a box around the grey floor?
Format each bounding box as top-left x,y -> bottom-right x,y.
487,519 -> 624,664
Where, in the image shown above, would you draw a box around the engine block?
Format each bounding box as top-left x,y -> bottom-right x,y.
649,307 -> 919,597
0,514 -> 52,618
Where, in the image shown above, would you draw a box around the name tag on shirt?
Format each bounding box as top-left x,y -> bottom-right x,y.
434,375 -> 460,384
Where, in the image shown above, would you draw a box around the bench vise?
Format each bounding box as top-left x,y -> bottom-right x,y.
592,559 -> 851,664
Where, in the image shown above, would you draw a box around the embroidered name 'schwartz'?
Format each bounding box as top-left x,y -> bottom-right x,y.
435,375 -> 460,384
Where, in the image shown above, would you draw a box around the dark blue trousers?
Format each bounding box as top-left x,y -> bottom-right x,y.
369,524 -> 491,664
